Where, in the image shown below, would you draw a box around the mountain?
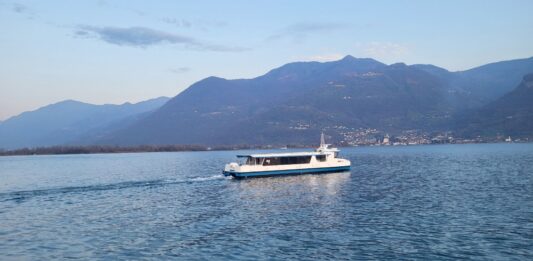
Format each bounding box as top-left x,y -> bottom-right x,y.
95,56 -> 461,146
5,56 -> 532,149
98,56 -> 533,146
0,97 -> 170,149
414,57 -> 533,106
456,73 -> 533,138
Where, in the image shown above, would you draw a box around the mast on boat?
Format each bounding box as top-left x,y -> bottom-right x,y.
318,132 -> 331,151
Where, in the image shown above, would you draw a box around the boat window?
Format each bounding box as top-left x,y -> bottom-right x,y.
245,157 -> 254,165
334,152 -> 339,158
316,155 -> 326,162
262,156 -> 311,166
263,157 -> 279,166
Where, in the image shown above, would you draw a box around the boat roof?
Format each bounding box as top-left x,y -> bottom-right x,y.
237,151 -> 326,158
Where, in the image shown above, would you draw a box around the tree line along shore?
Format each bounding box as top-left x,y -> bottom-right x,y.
0,140 -> 529,157
0,145 -> 234,156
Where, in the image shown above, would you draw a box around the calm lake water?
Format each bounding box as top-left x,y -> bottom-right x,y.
0,144 -> 532,260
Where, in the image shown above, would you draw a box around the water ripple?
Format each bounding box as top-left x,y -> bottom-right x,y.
0,144 -> 532,260
0,175 -> 226,203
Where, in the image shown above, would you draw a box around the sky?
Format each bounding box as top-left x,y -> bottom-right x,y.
1,0 -> 532,121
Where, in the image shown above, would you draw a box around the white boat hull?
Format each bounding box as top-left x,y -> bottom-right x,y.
223,164 -> 350,178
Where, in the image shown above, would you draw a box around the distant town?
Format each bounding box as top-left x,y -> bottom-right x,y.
332,127 -> 528,146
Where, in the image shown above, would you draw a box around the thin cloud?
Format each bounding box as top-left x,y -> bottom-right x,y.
169,67 -> 191,74
161,17 -> 228,32
268,22 -> 347,43
12,3 -> 28,13
76,26 -> 193,46
194,19 -> 228,31
9,2 -> 36,19
161,17 -> 192,28
75,25 -> 249,52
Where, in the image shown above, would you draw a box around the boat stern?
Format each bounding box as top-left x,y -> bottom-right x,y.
223,162 -> 240,176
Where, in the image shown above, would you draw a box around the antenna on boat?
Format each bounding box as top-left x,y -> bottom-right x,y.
320,132 -> 326,148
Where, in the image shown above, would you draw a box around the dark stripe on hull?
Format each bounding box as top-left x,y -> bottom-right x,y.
223,166 -> 350,178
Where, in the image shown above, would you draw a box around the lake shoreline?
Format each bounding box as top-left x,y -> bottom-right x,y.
1,141 -> 529,157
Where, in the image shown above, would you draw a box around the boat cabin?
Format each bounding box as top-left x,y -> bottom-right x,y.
236,151 -> 335,166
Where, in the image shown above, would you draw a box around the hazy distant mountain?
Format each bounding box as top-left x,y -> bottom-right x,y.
456,73 -> 533,138
0,97 -> 169,149
414,57 -> 533,106
410,64 -> 453,81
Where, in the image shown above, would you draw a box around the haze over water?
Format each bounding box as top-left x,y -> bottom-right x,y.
1,143 -> 532,260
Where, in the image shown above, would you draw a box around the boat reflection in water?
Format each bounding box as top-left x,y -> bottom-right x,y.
233,171 -> 352,200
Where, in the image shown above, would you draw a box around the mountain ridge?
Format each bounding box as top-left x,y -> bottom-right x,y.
0,97 -> 170,149
95,55 -> 533,146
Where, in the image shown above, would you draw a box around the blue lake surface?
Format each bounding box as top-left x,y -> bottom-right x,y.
0,143 -> 532,260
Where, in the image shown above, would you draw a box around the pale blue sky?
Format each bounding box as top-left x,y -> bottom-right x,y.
1,0 -> 532,120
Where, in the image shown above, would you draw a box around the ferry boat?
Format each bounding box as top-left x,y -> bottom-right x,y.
223,134 -> 351,178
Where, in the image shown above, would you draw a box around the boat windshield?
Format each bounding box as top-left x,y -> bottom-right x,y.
316,155 -> 327,162
237,157 -> 248,165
